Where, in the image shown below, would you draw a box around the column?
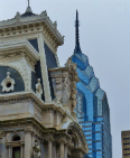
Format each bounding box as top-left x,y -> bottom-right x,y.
1,137 -> 7,158
24,132 -> 32,158
60,142 -> 65,158
8,146 -> 11,158
0,139 -> 2,158
21,145 -> 24,158
48,140 -> 53,158
64,145 -> 68,158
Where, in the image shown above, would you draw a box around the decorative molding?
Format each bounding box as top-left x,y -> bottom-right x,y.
0,92 -> 66,116
49,62 -> 78,113
0,12 -> 64,46
1,72 -> 15,92
5,141 -> 24,147
0,40 -> 40,65
32,139 -> 41,158
67,122 -> 88,153
0,59 -> 30,92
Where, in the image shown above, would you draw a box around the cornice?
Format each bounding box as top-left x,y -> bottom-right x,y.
0,118 -> 69,141
0,12 -> 64,46
0,41 -> 39,65
0,91 -> 67,116
49,64 -> 78,82
0,117 -> 57,138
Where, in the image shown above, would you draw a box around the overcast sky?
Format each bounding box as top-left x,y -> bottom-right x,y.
0,0 -> 129,157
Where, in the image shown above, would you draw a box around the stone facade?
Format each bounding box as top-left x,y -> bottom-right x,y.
0,6 -> 88,158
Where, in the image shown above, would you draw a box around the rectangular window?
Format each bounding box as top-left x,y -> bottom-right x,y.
12,147 -> 21,158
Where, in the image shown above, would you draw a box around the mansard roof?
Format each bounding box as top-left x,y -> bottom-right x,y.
0,7 -> 64,46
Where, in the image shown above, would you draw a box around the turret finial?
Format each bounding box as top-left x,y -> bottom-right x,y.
74,10 -> 82,54
21,0 -> 36,17
28,0 -> 30,8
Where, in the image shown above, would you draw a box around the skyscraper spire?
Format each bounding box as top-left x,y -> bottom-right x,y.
74,10 -> 82,54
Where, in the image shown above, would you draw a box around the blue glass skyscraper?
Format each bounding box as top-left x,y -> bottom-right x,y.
71,11 -> 112,158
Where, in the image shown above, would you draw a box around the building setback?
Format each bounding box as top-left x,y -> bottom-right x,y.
69,11 -> 112,158
0,5 -> 88,158
122,130 -> 130,158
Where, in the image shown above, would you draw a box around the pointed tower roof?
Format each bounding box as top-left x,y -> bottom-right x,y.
74,10 -> 82,54
21,6 -> 36,17
71,11 -> 89,70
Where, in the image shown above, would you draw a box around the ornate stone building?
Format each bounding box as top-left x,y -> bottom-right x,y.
0,5 -> 88,158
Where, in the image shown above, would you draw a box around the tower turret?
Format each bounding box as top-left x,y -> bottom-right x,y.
0,5 -> 88,158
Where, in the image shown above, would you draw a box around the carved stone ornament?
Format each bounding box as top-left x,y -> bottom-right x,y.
49,61 -> 78,112
62,76 -> 71,104
0,131 -> 5,139
50,72 -> 71,105
1,72 -> 15,92
54,77 -> 63,103
32,140 -> 41,158
35,79 -> 43,99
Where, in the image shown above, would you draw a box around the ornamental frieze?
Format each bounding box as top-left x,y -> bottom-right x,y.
49,62 -> 78,113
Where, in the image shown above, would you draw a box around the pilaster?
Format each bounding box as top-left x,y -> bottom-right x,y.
48,140 -> 53,158
60,142 -> 65,158
24,131 -> 32,158
38,33 -> 51,103
64,145 -> 68,158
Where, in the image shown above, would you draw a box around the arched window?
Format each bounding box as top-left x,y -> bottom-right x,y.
12,135 -> 21,141
12,135 -> 21,158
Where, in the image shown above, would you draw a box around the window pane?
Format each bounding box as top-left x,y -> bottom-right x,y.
13,147 -> 20,158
